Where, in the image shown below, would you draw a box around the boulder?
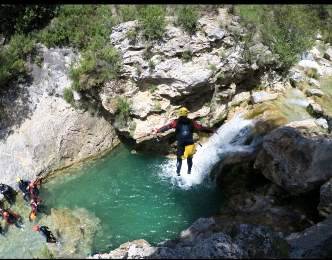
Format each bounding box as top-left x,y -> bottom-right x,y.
287,215 -> 332,258
254,126 -> 332,195
90,218 -> 289,259
305,88 -> 324,97
323,47 -> 332,61
251,91 -> 279,104
298,60 -> 323,76
229,91 -> 251,107
285,119 -> 319,130
318,178 -> 332,217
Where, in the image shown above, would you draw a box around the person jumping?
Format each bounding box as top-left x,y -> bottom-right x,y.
152,107 -> 214,176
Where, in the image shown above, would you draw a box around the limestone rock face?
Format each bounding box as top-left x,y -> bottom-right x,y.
255,126 -> 332,195
103,9 -> 280,142
0,46 -> 119,187
251,91 -> 279,104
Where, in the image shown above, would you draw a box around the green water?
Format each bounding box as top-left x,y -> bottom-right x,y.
41,145 -> 223,255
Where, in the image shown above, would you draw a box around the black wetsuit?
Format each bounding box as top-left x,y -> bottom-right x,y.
0,184 -> 16,205
18,180 -> 31,201
39,226 -> 57,243
157,116 -> 213,174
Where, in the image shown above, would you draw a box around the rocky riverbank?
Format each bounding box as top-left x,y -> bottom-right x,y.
0,6 -> 332,259
89,8 -> 332,259
0,45 -> 119,187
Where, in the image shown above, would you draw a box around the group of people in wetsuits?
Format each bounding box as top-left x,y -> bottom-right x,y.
0,178 -> 57,243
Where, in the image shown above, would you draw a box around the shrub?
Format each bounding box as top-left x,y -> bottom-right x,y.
137,5 -> 166,41
181,49 -> 193,62
115,96 -> 131,126
126,27 -> 139,43
305,68 -> 319,79
148,59 -> 155,72
70,45 -> 121,91
208,63 -> 217,72
63,87 -> 74,104
148,84 -> 158,93
0,5 -> 57,42
118,5 -> 139,22
0,34 -> 35,88
176,6 -> 199,34
234,5 -> 321,69
37,5 -> 114,50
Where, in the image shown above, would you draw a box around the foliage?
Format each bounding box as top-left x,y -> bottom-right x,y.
148,59 -> 155,72
208,63 -> 217,72
234,5 -> 322,69
181,49 -> 193,62
37,6 -> 123,93
38,5 -> 114,50
137,5 -> 166,41
0,34 -> 35,88
117,5 -> 139,22
70,45 -> 121,91
126,27 -> 139,43
115,96 -> 131,126
148,84 -> 158,93
305,68 -> 319,79
176,6 -> 199,34
63,87 -> 74,104
0,5 -> 57,42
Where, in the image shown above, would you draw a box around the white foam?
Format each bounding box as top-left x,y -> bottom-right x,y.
158,113 -> 254,189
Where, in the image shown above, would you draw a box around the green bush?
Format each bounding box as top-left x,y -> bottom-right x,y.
118,5 -> 139,22
115,96 -> 131,126
181,49 -> 193,62
234,5 -> 321,69
137,5 -> 166,41
38,5 -> 114,50
176,6 -> 199,34
305,68 -> 319,79
63,87 -> 74,104
70,45 -> 121,91
0,34 -> 35,88
148,60 -> 155,72
0,5 -> 57,42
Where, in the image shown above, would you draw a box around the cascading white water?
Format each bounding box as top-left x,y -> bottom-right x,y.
158,113 -> 255,189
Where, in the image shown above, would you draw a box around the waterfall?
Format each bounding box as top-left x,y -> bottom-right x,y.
158,113 -> 255,189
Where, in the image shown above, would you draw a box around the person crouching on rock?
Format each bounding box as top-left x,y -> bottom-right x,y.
0,183 -> 17,205
28,177 -> 42,200
33,225 -> 57,243
17,177 -> 31,202
0,208 -> 23,228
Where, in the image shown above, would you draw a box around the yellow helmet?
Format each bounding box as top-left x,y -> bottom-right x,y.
178,107 -> 189,117
16,177 -> 21,183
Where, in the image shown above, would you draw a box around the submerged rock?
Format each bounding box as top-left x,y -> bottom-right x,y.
255,126 -> 332,195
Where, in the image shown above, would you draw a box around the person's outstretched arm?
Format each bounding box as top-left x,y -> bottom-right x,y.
154,119 -> 177,134
192,121 -> 214,133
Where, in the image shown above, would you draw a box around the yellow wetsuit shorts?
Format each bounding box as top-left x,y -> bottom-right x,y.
181,144 -> 196,159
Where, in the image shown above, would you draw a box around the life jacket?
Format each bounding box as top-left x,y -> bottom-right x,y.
175,117 -> 194,144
